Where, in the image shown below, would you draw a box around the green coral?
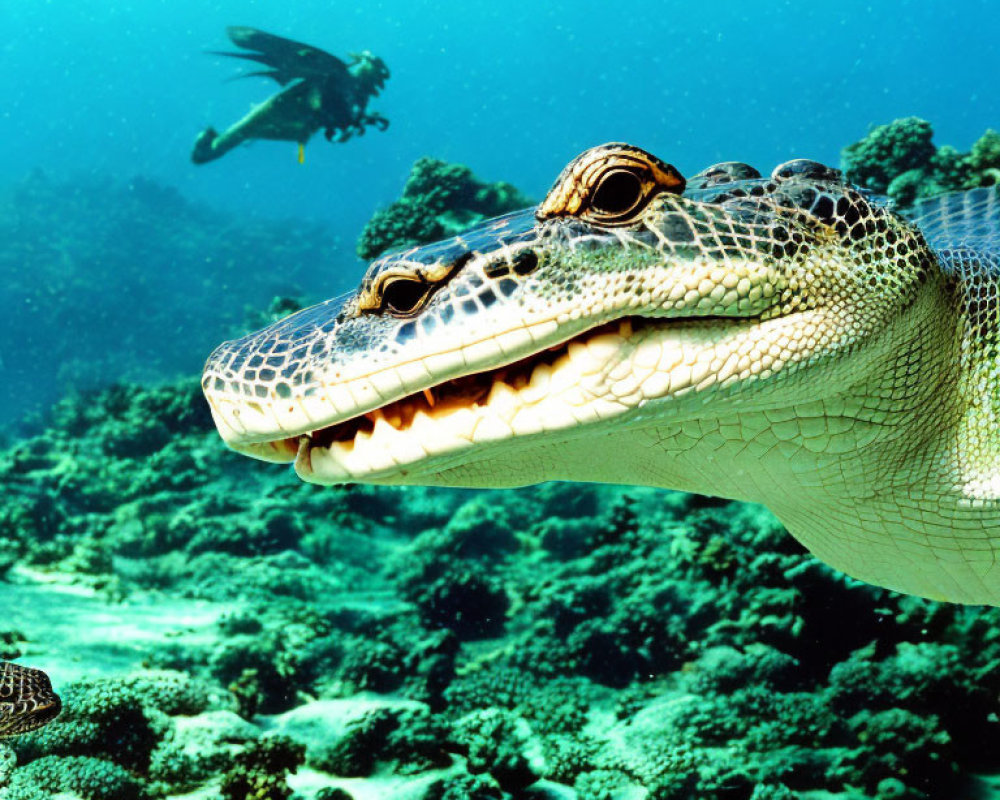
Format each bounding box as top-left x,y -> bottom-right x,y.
6,671 -> 220,797
967,128 -> 1000,184
150,710 -> 259,790
846,707 -> 955,793
218,735 -> 305,800
450,708 -> 544,792
574,768 -> 635,800
356,157 -> 531,259
842,116 -> 936,193
391,518 -> 512,640
310,706 -> 450,778
315,789 -> 355,800
3,755 -> 149,800
12,677 -> 169,773
423,773 -> 503,800
111,671 -> 214,717
0,743 -> 16,786
842,117 -> 1000,204
312,708 -> 396,777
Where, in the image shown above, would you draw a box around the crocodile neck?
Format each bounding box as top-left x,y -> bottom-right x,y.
404,275 -> 999,603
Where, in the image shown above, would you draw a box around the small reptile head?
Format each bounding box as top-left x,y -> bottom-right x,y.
203,142 -> 934,486
0,661 -> 62,738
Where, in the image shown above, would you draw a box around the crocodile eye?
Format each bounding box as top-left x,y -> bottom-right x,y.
381,277 -> 430,316
536,144 -> 686,227
591,168 -> 644,217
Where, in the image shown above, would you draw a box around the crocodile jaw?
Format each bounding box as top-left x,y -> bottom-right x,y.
289,310 -> 820,486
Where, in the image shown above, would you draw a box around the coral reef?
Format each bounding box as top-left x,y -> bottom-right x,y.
4,672 -> 221,799
3,755 -> 149,800
356,157 -> 531,259
218,735 -> 305,800
841,116 -> 1000,205
6,373 -> 1000,798
310,706 -> 450,778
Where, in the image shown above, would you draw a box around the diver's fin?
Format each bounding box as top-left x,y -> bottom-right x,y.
211,26 -> 351,87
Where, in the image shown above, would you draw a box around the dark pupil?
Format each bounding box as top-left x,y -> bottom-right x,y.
591,169 -> 643,216
382,278 -> 428,315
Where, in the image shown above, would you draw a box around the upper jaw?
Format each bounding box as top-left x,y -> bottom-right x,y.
293,315 -> 647,482
289,306 -> 791,486
206,306 -> 603,466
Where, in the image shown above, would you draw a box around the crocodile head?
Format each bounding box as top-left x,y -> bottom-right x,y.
204,143 -> 1000,603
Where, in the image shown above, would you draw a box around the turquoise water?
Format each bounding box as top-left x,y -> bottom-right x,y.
2,3 -> 1000,799
4,0 -> 997,256
3,0 -> 998,424
2,0 -> 998,422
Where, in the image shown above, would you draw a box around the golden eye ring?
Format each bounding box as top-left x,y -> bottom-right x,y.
537,142 -> 686,227
357,255 -> 463,318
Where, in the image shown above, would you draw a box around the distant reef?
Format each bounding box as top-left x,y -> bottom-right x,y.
356,157 -> 531,260
841,116 -> 1000,206
0,172 -> 332,432
3,370 -> 1000,798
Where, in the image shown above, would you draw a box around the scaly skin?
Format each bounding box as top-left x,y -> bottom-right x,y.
203,144 -> 1000,604
0,661 -> 61,738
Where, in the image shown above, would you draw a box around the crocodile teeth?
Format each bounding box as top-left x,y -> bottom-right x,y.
486,381 -> 520,420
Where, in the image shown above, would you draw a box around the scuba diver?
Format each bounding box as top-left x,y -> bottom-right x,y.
192,26 -> 389,165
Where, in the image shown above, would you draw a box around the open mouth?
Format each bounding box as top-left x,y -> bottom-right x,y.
228,305 -> 766,482
305,317 -> 641,447
240,315 -> 650,477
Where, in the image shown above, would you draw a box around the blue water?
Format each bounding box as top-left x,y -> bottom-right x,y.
1,0 -> 997,423
5,0 -> 997,260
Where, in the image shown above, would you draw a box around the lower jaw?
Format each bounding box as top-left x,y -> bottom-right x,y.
292,395 -> 609,485
293,386 -> 635,486
242,311 -> 761,481
231,437 -> 300,463
251,317 -> 643,473
295,435 -> 431,485
293,409 -> 586,486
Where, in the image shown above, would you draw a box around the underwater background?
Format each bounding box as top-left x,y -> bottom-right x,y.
2,1 -> 1000,798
